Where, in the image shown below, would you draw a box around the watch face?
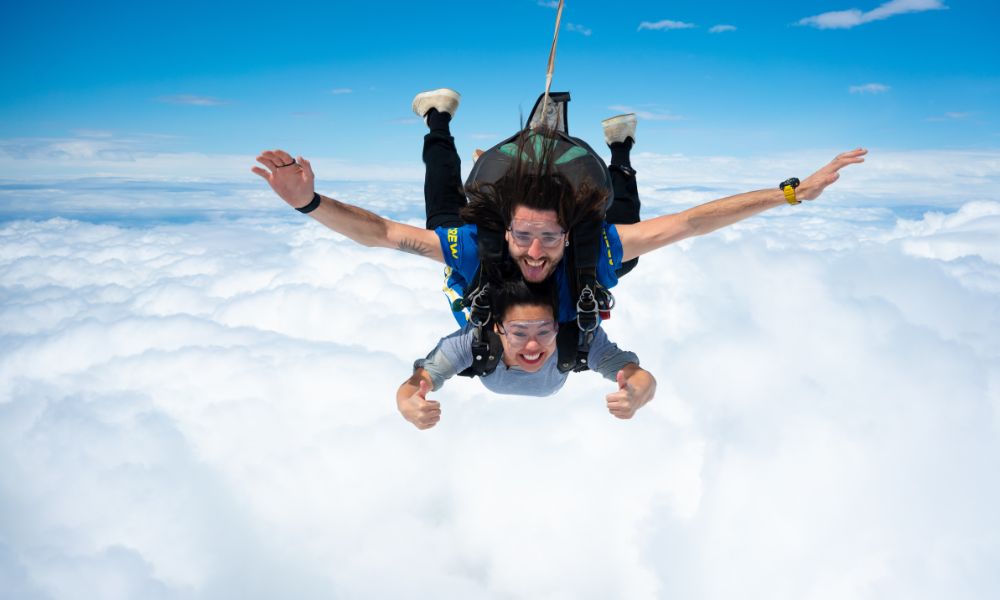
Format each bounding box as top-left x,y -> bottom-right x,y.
780,177 -> 800,189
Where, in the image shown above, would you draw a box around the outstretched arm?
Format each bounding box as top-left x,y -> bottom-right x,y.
605,363 -> 656,420
252,149 -> 444,261
396,368 -> 442,430
616,148 -> 868,261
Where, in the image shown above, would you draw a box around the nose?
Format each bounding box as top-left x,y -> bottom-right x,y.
527,237 -> 545,258
523,338 -> 542,352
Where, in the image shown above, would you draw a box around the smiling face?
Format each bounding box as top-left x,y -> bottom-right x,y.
505,206 -> 567,283
495,303 -> 559,372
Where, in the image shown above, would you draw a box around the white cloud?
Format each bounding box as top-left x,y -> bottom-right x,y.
608,105 -> 683,121
71,129 -> 115,138
156,94 -> 229,106
537,0 -> 559,7
0,137 -> 424,183
330,88 -> 353,95
638,19 -> 696,31
566,22 -> 592,36
628,148 -> 1000,210
850,82 -> 891,94
799,0 -> 948,29
927,111 -> 971,121
709,24 -> 737,33
1,168 -> 999,598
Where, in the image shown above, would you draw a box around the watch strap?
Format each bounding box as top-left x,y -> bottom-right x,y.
782,185 -> 800,205
296,193 -> 322,214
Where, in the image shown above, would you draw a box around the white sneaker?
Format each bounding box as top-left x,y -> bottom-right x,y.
601,113 -> 637,145
412,88 -> 461,122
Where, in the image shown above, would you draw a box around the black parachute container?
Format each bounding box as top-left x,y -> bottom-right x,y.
465,91 -> 613,215
458,91 -> 616,375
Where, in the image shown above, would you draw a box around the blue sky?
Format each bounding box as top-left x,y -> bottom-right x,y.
2,0 -> 997,168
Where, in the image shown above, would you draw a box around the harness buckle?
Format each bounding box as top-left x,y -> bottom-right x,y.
468,283 -> 492,327
576,285 -> 599,334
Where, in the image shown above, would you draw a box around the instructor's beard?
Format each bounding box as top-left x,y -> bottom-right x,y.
507,239 -> 565,283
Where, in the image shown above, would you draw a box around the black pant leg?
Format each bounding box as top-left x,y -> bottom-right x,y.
423,129 -> 468,230
605,164 -> 641,277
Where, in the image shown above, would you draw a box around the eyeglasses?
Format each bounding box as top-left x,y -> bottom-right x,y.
497,319 -> 558,348
508,220 -> 567,249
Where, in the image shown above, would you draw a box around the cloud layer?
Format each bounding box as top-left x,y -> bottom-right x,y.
1,157 -> 999,598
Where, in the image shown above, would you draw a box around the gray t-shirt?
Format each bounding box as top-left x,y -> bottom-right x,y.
414,325 -> 639,397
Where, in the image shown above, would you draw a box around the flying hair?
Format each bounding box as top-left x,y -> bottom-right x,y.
461,128 -> 607,233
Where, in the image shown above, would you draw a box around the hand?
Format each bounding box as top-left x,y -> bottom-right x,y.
605,369 -> 653,420
796,148 -> 867,202
398,380 -> 442,430
251,149 -> 316,209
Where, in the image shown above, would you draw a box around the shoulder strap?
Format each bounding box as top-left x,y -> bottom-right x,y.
457,328 -> 504,378
556,321 -> 590,373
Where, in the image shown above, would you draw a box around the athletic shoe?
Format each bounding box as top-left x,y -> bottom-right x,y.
601,113 -> 637,145
412,88 -> 461,122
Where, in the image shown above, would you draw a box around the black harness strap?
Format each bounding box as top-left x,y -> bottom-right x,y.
457,224 -> 509,379
458,326 -> 504,378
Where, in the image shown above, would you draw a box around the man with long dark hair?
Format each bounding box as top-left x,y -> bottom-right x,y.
253,92 -> 865,324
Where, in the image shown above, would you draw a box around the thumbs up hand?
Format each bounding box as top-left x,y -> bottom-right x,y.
605,365 -> 656,420
397,375 -> 442,430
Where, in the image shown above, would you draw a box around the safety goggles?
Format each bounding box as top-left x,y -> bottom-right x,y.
497,319 -> 559,348
508,219 -> 567,249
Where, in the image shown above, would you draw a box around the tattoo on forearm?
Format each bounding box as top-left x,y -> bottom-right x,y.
397,238 -> 431,256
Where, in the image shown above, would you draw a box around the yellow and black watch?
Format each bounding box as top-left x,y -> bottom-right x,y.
780,177 -> 801,205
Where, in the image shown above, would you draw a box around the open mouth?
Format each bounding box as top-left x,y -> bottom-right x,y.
518,351 -> 545,367
520,258 -> 548,280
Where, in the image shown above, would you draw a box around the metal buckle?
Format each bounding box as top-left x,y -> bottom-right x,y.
576,285 -> 599,334
468,284 -> 492,327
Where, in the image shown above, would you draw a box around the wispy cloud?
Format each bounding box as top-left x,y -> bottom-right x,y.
566,22 -> 592,36
388,117 -> 421,126
537,0 -> 559,7
156,94 -> 229,106
849,83 -> 891,94
608,105 -> 684,121
709,24 -> 737,33
71,129 -> 115,138
798,0 -> 948,30
638,20 -> 696,31
330,88 -> 353,95
926,111 -> 972,122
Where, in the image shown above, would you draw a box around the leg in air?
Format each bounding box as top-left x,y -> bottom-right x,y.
601,113 -> 641,277
414,89 -> 467,230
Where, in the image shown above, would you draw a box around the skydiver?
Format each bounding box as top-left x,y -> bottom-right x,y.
396,277 -> 656,430
252,90 -> 866,323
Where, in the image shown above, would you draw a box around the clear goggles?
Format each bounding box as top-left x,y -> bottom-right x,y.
508,219 -> 566,249
498,319 -> 558,348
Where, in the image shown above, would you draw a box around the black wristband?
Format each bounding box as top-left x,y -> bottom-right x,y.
295,193 -> 322,214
